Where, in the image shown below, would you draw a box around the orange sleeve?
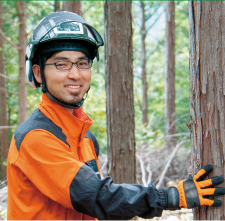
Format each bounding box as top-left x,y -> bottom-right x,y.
15,129 -> 83,209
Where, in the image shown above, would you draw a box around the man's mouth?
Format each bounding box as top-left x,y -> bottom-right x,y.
65,85 -> 81,89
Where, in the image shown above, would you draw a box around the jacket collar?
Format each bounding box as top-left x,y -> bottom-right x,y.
38,93 -> 93,140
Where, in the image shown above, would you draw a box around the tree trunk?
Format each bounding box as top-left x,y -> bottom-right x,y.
54,1 -> 61,12
16,1 -> 27,125
0,1 -> 8,181
63,1 -> 82,16
189,1 -> 225,219
140,1 -> 148,126
165,1 -> 176,150
104,1 -> 136,184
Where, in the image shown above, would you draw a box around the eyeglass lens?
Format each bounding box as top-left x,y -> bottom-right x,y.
55,60 -> 92,70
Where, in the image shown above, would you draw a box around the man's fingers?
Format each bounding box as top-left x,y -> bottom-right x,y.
200,187 -> 225,196
194,164 -> 213,181
197,179 -> 212,188
212,199 -> 222,207
211,176 -> 224,186
213,187 -> 225,196
200,197 -> 214,206
201,188 -> 215,196
197,176 -> 224,188
200,197 -> 222,207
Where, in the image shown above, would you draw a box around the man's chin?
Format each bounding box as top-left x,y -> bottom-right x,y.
58,97 -> 83,106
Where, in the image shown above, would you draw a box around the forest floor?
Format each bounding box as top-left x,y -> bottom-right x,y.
153,209 -> 193,220
0,185 -> 7,220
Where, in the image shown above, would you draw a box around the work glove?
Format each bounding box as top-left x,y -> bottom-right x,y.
165,164 -> 225,210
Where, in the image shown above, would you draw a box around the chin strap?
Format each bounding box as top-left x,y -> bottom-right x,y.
39,50 -> 47,94
45,87 -> 90,109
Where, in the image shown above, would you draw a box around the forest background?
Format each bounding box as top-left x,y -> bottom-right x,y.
0,0 -> 190,195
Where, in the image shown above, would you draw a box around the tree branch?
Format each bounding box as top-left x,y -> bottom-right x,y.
0,28 -> 21,50
146,163 -> 152,184
0,87 -> 18,95
167,113 -> 190,131
142,133 -> 190,149
145,5 -> 161,22
0,73 -> 18,82
0,125 -> 17,129
82,5 -> 93,16
146,10 -> 164,32
156,140 -> 190,189
16,1 -> 22,15
136,154 -> 147,187
100,156 -> 108,179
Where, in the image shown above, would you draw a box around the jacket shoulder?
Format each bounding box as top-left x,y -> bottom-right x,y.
14,109 -> 70,151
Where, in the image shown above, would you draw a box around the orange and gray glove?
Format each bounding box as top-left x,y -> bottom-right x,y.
164,164 -> 225,210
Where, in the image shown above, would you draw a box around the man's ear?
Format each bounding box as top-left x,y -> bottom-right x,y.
32,64 -> 42,84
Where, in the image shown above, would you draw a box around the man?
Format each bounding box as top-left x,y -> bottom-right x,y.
7,11 -> 225,220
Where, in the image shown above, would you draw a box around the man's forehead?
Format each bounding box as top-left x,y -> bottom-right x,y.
52,51 -> 88,60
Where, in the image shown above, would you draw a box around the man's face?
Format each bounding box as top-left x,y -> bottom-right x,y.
42,51 -> 91,109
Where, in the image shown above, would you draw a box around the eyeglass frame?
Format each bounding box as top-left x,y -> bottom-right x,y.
45,59 -> 93,70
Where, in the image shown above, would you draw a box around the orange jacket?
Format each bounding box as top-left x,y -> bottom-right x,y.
7,94 -> 99,220
7,94 -> 166,220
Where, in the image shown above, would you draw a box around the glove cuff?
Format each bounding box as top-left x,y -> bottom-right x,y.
157,189 -> 167,209
162,186 -> 180,210
176,180 -> 187,208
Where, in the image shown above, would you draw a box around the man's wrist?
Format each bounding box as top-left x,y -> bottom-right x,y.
162,187 -> 180,210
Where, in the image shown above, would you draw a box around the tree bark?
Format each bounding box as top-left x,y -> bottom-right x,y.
104,1 -> 136,184
140,1 -> 148,126
165,1 -> 176,150
189,1 -> 225,219
16,1 -> 27,125
63,1 -> 83,16
0,1 -> 8,181
54,1 -> 61,12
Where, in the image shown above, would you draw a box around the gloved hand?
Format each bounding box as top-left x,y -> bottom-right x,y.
165,164 -> 225,210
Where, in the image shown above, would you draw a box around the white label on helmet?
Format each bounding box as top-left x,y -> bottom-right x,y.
53,22 -> 84,35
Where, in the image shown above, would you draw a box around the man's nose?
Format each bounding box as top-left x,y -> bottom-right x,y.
67,64 -> 81,80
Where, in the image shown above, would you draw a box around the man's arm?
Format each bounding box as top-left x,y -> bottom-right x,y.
16,131 -> 225,220
16,130 -> 165,220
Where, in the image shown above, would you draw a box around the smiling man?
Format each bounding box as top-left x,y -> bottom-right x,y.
33,50 -> 92,113
7,11 -> 225,220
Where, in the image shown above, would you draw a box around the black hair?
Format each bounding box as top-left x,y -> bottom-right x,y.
33,50 -> 62,66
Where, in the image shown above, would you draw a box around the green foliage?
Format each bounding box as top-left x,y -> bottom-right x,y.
133,1 -> 190,149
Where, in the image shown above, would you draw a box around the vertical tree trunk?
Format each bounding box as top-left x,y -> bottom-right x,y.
165,1 -> 176,150
63,1 -> 82,16
140,1 -> 148,126
189,1 -> 225,219
16,1 -> 27,125
55,1 -> 61,12
104,1 -> 136,184
0,1 -> 8,181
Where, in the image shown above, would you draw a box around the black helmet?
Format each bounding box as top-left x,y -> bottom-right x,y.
26,11 -> 104,88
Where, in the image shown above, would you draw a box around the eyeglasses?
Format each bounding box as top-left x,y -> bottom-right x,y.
45,59 -> 93,70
